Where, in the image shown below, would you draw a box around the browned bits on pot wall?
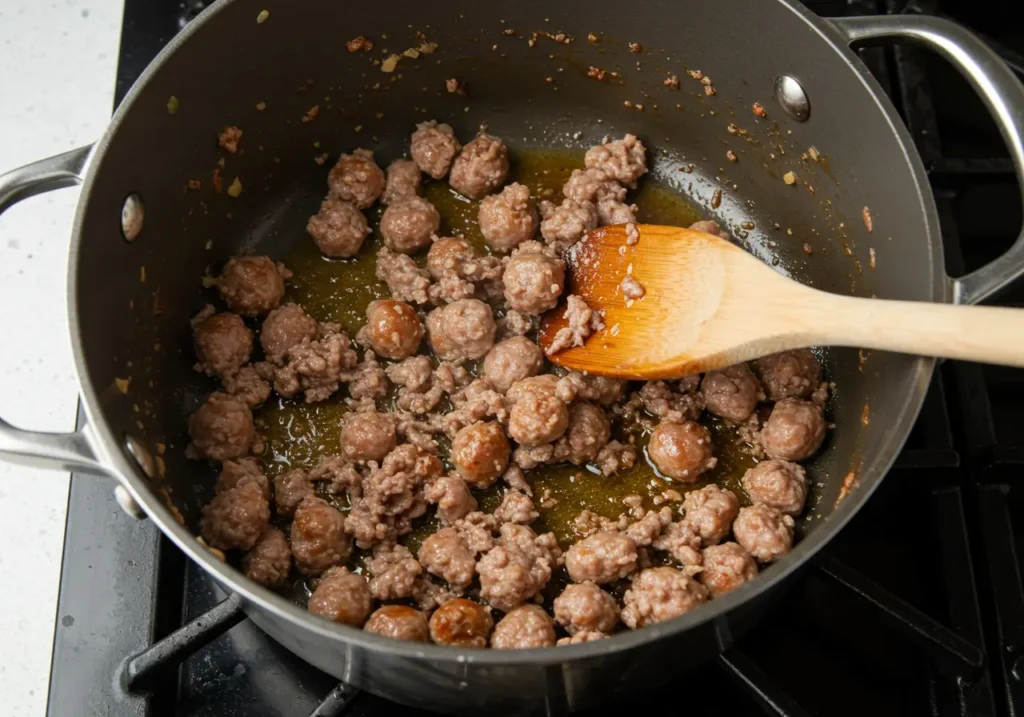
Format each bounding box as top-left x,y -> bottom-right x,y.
862,206 -> 873,233
218,126 -> 242,154
628,42 -> 643,53
347,36 -> 374,52
752,102 -> 767,118
726,150 -> 737,162
588,66 -> 607,81
446,78 -> 463,94
302,105 -> 319,123
664,74 -> 680,89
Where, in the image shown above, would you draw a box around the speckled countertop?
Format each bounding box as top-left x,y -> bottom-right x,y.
0,2 -> 123,714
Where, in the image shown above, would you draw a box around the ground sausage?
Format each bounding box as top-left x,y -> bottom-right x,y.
419,526 -> 477,589
216,256 -> 288,317
448,133 -> 509,200
699,542 -> 758,597
502,242 -> 565,315
701,364 -> 763,423
565,531 -> 638,584
200,479 -> 269,551
306,196 -> 371,258
260,303 -> 318,364
597,200 -> 637,226
451,421 -> 510,489
479,182 -> 538,252
562,167 -> 627,205
556,372 -> 628,407
290,496 -> 353,574
648,421 -> 716,483
682,484 -> 740,546
482,337 -> 544,394
424,473 -> 478,524
327,148 -> 385,209
308,566 -> 373,627
733,504 -> 795,563
539,199 -> 598,254
584,134 -> 648,188
762,399 -> 826,461
476,524 -> 560,612
365,543 -> 423,600
216,457 -> 269,497
429,598 -> 493,648
493,490 -> 539,525
556,631 -> 608,646
491,604 -> 556,649
187,393 -> 255,462
273,468 -> 314,517
410,121 -> 461,179
621,567 -> 708,628
382,159 -> 422,205
553,581 -> 619,635
755,349 -> 823,402
339,410 -> 397,463
425,299 -> 496,361
358,300 -> 424,360
380,196 -> 440,254
242,526 -> 292,587
562,401 -> 611,464
192,307 -> 253,378
426,236 -> 476,280
638,379 -> 705,423
363,605 -> 429,642
741,459 -> 808,515
508,391 -> 569,447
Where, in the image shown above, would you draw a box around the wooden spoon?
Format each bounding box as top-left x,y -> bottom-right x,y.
538,223 -> 1024,379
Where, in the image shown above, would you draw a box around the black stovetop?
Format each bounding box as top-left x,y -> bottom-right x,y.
46,1 -> 1024,715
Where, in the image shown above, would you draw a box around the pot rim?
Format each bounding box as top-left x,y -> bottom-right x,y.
66,0 -> 941,666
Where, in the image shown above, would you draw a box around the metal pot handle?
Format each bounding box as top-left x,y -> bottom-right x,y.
830,14 -> 1024,305
0,145 -> 112,477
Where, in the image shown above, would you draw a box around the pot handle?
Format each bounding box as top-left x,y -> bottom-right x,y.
0,145 -> 112,477
830,15 -> 1024,305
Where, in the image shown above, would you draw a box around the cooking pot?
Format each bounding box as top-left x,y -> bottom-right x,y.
2,1 -> 1023,713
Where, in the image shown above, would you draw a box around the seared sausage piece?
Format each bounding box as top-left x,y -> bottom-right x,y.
382,159 -> 422,205
647,421 -> 716,483
380,196 -> 440,254
482,336 -> 544,394
479,182 -> 538,252
565,531 -> 638,584
491,604 -> 556,649
700,363 -> 763,423
584,134 -> 648,188
448,133 -> 509,200
429,598 -> 494,647
699,542 -> 758,597
327,148 -> 385,209
188,392 -> 255,462
682,484 -> 740,546
242,527 -> 292,587
755,349 -> 823,401
363,605 -> 429,642
192,307 -> 253,378
308,566 -> 373,626
553,581 -> 619,635
273,468 -> 313,518
290,496 -> 353,575
339,410 -> 397,463
410,121 -> 461,179
200,479 -> 269,551
741,459 -> 808,515
217,256 -> 288,317
425,299 -> 496,361
260,303 -> 317,364
621,567 -> 708,628
733,504 -> 795,563
762,399 -> 826,461
451,421 -> 510,489
358,300 -> 424,360
306,196 -> 371,258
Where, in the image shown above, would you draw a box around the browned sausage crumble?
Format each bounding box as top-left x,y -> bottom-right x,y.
185,125 -> 831,648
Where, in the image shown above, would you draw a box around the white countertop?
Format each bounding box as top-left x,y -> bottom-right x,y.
0,2 -> 124,714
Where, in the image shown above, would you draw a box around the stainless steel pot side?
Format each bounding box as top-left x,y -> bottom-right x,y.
2,2 -> 1023,713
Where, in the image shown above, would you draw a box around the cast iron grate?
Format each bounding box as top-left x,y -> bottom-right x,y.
44,0 -> 1024,715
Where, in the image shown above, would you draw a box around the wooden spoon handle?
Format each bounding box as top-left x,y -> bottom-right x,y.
802,291 -> 1024,367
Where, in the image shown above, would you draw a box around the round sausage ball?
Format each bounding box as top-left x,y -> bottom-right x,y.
193,309 -> 253,378
682,484 -> 740,546
339,410 -> 396,463
200,479 -> 269,551
539,199 -> 598,251
424,474 -> 478,525
426,236 -> 476,280
188,392 -> 255,462
700,363 -> 763,423
425,299 -> 496,361
699,542 -> 758,597
565,531 -> 638,584
733,504 -> 795,563
491,604 -> 556,649
553,581 -> 619,635
242,527 -> 292,587
410,121 -> 461,179
308,567 -> 373,627
217,256 -> 288,317
584,134 -> 648,188
216,457 -> 269,497
741,459 -> 808,515
505,374 -> 560,403
260,303 -> 318,363
306,196 -> 371,259
563,401 -> 611,464
596,199 -> 637,226
479,183 -> 538,252
762,399 -> 826,461
508,391 -> 570,447
755,349 -> 823,401
382,159 -> 422,205
647,421 -> 716,483
562,167 -> 627,206
502,243 -> 565,315
621,567 -> 708,629
419,526 -> 477,589
429,598 -> 494,648
359,300 -> 424,360
327,148 -> 385,209
290,496 -> 353,575
448,133 -> 509,200
482,336 -> 544,394
380,196 -> 440,254
451,421 -> 510,489
273,468 -> 313,518
364,605 -> 429,642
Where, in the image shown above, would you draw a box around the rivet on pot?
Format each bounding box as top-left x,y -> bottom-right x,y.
121,193 -> 144,242
124,433 -> 155,478
774,75 -> 810,122
114,484 -> 147,520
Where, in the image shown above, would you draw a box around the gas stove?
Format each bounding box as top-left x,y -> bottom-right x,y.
46,0 -> 1024,715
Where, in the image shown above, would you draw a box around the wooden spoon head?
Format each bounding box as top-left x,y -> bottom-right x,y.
539,224 -> 785,379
